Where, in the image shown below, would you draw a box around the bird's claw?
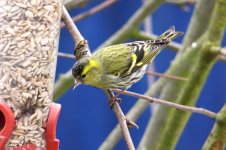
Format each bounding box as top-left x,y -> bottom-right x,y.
108,97 -> 122,109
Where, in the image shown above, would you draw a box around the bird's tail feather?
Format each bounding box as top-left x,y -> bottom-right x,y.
157,26 -> 183,41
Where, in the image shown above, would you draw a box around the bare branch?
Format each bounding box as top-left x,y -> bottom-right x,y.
202,104 -> 226,150
58,52 -> 75,59
62,6 -> 85,44
220,47 -> 226,59
105,90 -> 135,150
113,89 -> 217,119
61,0 -> 117,28
146,71 -> 187,81
166,0 -> 196,4
64,0 -> 90,10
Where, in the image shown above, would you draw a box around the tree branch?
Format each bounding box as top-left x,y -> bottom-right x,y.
64,0 -> 90,10
104,90 -> 135,150
146,71 -> 187,81
58,52 -> 75,59
61,6 -> 85,44
100,0 -> 165,47
113,89 -> 217,119
181,0 -> 215,51
202,104 -> 226,150
166,0 -> 196,4
61,0 -> 117,28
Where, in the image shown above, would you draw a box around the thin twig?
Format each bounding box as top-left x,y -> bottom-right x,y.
220,47 -> 226,59
58,52 -> 75,59
202,104 -> 226,150
146,71 -> 187,81
105,90 -> 135,150
62,6 -> 85,44
113,89 -> 217,119
166,0 -> 196,4
64,0 -> 89,10
61,0 -> 117,28
61,5 -> 135,150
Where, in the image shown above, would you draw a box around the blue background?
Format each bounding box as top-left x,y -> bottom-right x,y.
56,1 -> 226,150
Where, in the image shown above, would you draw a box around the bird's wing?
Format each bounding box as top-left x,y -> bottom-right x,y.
121,39 -> 168,77
93,26 -> 182,78
121,26 -> 183,77
93,41 -> 167,78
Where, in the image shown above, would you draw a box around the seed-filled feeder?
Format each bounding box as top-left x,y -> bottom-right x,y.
0,0 -> 62,149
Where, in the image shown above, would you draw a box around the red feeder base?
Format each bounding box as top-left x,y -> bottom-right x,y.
0,100 -> 61,150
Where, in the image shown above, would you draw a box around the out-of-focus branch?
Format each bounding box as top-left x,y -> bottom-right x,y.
146,71 -> 187,81
220,48 -> 226,60
100,0 -> 165,47
61,0 -> 117,28
64,0 -> 90,10
166,0 -> 196,4
61,6 -> 135,150
113,89 -> 217,119
202,104 -> 226,150
181,0 -> 215,50
58,52 -> 75,59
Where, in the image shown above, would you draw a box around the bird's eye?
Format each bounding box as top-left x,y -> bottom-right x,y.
81,74 -> 86,78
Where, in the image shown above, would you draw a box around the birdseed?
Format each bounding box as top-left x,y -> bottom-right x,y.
0,0 -> 62,149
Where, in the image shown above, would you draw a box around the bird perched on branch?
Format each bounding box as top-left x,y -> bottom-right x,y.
72,26 -> 182,92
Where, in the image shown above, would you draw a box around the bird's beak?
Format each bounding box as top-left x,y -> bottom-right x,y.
73,79 -> 81,90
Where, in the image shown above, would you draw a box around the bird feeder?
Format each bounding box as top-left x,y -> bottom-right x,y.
0,0 -> 62,149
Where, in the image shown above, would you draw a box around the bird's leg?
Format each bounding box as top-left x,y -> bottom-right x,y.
108,89 -> 125,108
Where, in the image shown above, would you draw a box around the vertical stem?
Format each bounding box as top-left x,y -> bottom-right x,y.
105,90 -> 135,150
181,0 -> 215,50
202,105 -> 226,150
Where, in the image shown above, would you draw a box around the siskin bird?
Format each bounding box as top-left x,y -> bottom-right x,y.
72,26 -> 182,90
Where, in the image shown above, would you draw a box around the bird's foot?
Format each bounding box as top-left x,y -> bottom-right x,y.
108,97 -> 122,109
